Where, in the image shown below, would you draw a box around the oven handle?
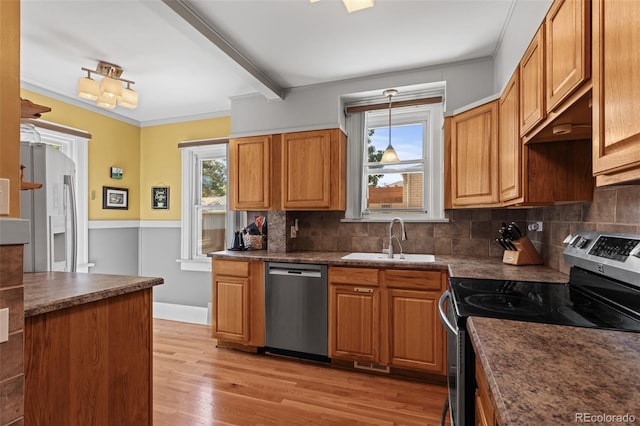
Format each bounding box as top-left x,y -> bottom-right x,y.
438,290 -> 458,337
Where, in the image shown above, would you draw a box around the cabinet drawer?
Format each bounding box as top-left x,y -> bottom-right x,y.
213,259 -> 250,277
329,266 -> 379,286
383,269 -> 443,290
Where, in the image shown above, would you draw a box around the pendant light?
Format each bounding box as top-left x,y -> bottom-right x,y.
380,89 -> 399,163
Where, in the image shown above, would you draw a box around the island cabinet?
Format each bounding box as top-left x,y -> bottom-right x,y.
475,356 -> 500,426
592,0 -> 640,186
450,101 -> 500,208
229,128 -> 346,211
328,266 -> 446,375
212,258 -> 265,348
23,273 -> 162,426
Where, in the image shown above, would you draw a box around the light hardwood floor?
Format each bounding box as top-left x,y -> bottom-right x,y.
153,319 -> 449,426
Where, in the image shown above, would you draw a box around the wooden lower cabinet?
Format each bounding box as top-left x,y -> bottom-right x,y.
388,288 -> 444,373
328,266 -> 446,375
329,284 -> 380,362
475,356 -> 499,426
212,258 -> 265,347
25,289 -> 153,426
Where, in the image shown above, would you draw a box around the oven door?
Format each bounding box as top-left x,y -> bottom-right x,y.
439,290 -> 469,426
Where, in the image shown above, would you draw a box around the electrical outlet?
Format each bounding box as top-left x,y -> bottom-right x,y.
527,221 -> 544,232
290,225 -> 297,238
0,308 -> 8,343
0,178 -> 9,215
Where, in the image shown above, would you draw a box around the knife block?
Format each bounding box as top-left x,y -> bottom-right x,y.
502,237 -> 543,266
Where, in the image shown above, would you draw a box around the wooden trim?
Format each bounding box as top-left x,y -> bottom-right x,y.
22,118 -> 92,140
345,96 -> 442,114
178,138 -> 229,149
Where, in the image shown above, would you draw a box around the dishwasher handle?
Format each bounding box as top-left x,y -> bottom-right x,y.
268,268 -> 322,278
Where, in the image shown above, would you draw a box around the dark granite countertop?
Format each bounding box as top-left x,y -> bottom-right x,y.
24,272 -> 164,317
468,317 -> 640,425
208,250 -> 569,283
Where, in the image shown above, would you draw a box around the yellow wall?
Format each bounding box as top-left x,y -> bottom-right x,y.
20,89 -> 231,221
140,117 -> 230,220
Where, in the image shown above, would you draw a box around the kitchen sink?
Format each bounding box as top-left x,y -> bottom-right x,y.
341,252 -> 435,262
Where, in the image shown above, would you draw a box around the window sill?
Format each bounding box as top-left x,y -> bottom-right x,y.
177,259 -> 211,272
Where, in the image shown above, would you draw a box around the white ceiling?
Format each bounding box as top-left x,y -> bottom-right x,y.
21,0 -> 518,125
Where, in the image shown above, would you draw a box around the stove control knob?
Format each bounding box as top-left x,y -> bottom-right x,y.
576,237 -> 589,248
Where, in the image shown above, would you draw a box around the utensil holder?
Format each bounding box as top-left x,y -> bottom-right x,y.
502,237 -> 543,265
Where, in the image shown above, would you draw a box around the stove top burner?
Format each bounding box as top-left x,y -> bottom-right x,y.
464,294 -> 551,316
449,274 -> 640,332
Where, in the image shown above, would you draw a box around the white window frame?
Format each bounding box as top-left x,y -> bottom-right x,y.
180,143 -> 245,271
345,102 -> 447,222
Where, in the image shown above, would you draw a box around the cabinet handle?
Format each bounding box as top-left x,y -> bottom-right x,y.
354,287 -> 374,293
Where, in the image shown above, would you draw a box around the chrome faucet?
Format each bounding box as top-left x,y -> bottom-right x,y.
385,217 -> 407,259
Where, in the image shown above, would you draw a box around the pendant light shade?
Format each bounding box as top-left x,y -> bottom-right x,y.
100,76 -> 122,100
77,76 -> 99,101
119,84 -> 138,109
380,89 -> 399,163
96,94 -> 117,110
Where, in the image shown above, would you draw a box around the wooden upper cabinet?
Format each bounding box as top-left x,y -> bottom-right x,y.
520,24 -> 546,135
545,0 -> 590,112
229,135 -> 274,210
499,71 -> 522,203
592,0 -> 640,184
451,101 -> 500,207
281,129 -> 346,210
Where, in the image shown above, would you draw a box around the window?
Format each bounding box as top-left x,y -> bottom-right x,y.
180,142 -> 245,271
345,102 -> 446,222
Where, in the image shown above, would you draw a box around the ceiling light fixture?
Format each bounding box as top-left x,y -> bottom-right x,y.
309,0 -> 374,13
380,89 -> 400,163
77,61 -> 138,110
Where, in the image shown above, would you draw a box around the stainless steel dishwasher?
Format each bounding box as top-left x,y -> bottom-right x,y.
265,262 -> 328,359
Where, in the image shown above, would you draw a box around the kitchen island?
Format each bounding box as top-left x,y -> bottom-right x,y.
23,272 -> 163,426
468,316 -> 640,425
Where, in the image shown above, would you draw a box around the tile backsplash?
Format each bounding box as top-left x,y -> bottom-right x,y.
266,184 -> 639,275
283,209 -> 529,258
527,184 -> 640,274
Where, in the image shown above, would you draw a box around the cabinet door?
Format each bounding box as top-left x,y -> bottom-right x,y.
329,284 -> 380,363
213,275 -> 250,342
499,71 -> 522,203
229,135 -> 272,210
451,101 -> 499,207
520,25 -> 545,135
281,130 -> 335,209
388,289 -> 444,373
592,0 -> 640,181
545,0 -> 590,112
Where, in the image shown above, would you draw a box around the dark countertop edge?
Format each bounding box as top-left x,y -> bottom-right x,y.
467,317 -> 511,426
24,274 -> 164,317
207,250 -> 569,282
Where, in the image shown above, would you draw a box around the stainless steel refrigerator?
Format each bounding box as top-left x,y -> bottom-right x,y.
20,142 -> 77,272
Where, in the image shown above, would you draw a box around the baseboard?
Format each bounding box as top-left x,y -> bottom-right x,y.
153,302 -> 210,325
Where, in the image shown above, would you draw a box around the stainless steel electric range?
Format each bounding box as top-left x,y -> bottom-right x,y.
438,231 -> 640,426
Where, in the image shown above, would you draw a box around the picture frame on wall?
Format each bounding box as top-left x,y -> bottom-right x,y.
103,186 -> 128,210
152,186 -> 169,209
